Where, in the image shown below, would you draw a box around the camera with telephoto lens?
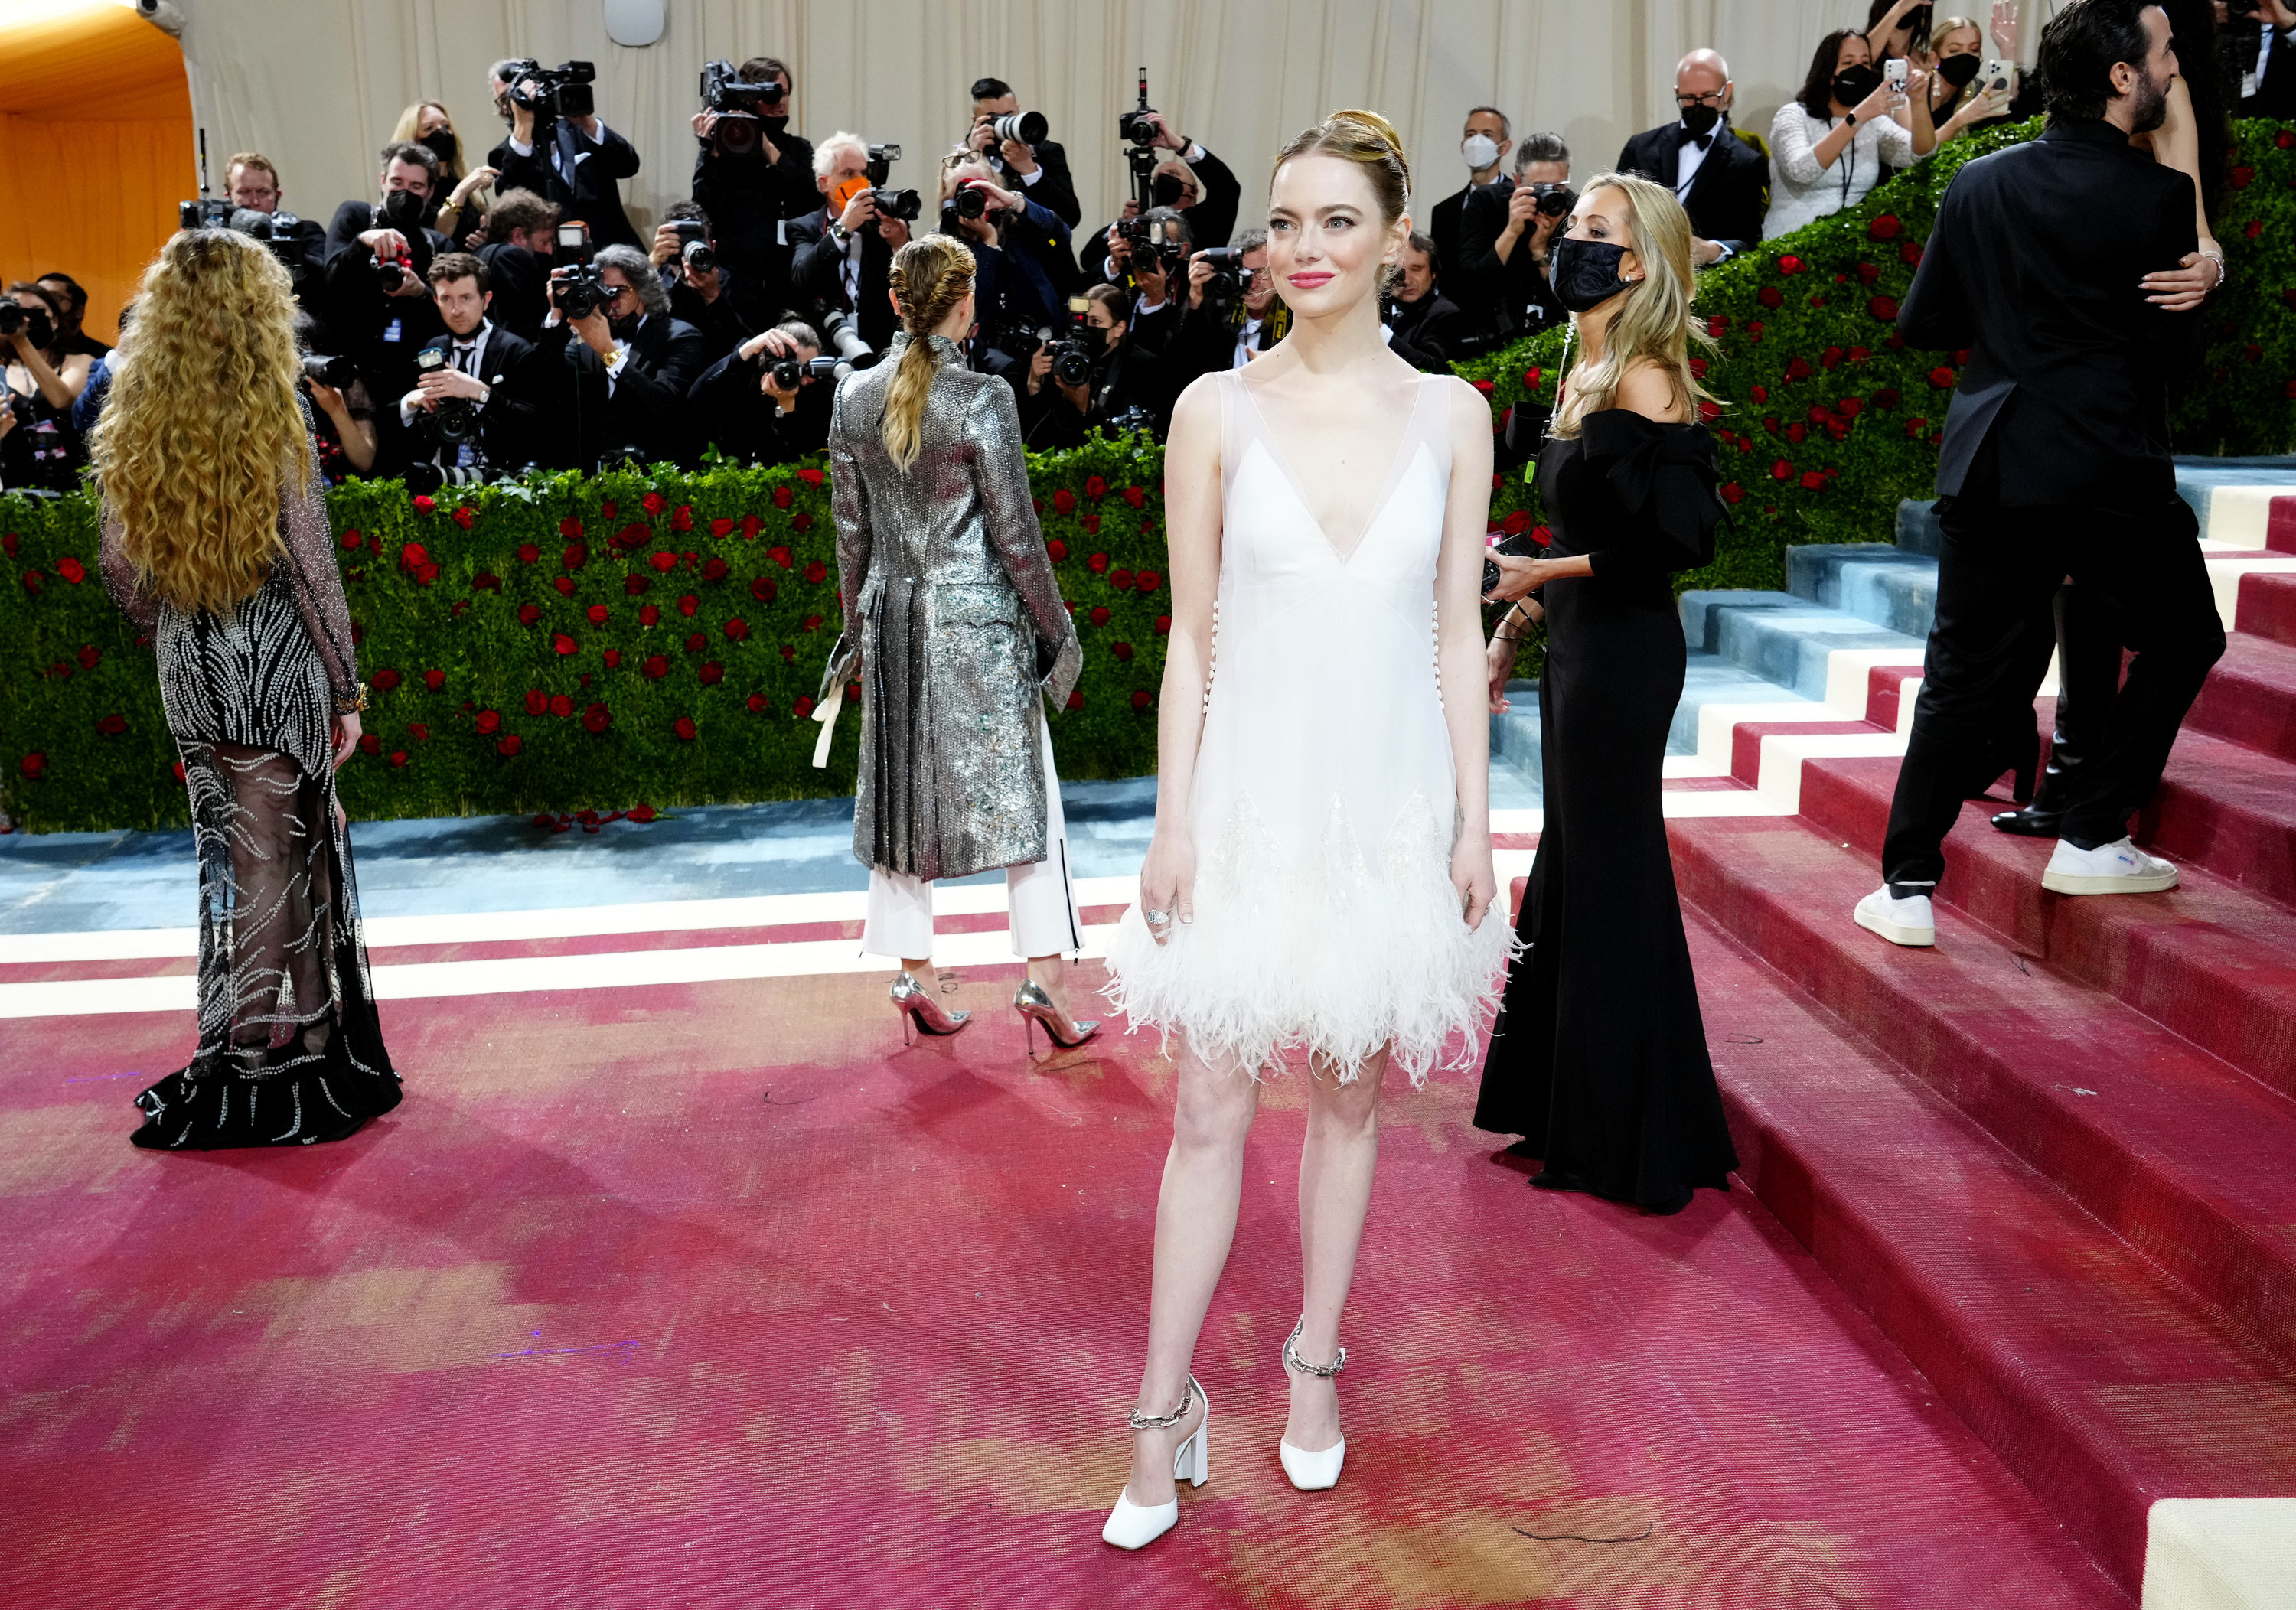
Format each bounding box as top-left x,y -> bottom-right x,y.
820,310 -> 872,365
1531,181 -> 1577,219
1117,210 -> 1189,279
699,59 -> 786,157
503,59 -> 595,124
869,187 -> 923,222
301,352 -> 357,389
550,221 -> 607,320
988,110 -> 1049,148
413,346 -> 481,445
954,180 -> 996,222
672,219 -> 715,274
1049,297 -> 1104,388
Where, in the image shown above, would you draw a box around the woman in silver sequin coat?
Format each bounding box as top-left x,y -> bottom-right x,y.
91,230 -> 401,1149
821,235 -> 1091,1048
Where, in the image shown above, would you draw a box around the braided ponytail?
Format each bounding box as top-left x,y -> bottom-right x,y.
881,236 -> 976,472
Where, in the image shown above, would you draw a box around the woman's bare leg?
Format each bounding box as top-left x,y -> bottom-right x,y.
1124,1036 -> 1258,1504
1287,1045 -> 1390,1452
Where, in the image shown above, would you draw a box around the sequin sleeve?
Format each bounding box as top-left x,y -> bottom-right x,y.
966,379 -> 1081,703
276,442 -> 362,709
99,501 -> 159,632
827,381 -> 872,642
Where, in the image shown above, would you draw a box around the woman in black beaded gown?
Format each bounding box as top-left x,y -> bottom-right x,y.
1474,172 -> 1737,1216
92,230 -> 400,1149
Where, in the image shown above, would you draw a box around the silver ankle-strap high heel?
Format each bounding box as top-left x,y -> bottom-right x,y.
1102,1374 -> 1209,1550
1013,979 -> 1100,1053
890,971 -> 970,1045
1278,1318 -> 1346,1491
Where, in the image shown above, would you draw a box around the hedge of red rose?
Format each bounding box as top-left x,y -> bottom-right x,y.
2,440 -> 1180,833
1460,116 -> 2296,622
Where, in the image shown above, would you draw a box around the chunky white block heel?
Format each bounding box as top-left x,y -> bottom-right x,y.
1278,1318 -> 1347,1491
1102,1374 -> 1208,1550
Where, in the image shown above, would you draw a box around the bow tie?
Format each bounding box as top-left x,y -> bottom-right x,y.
1678,125 -> 1715,150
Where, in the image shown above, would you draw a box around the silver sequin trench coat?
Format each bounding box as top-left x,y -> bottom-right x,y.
823,334 -> 1083,882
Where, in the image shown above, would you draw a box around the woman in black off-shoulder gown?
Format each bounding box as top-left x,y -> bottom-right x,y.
1471,172 -> 1737,1215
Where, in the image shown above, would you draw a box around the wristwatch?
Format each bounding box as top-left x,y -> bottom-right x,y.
825,220 -> 850,248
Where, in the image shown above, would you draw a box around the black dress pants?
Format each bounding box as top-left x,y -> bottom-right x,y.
1881,481 -> 2223,889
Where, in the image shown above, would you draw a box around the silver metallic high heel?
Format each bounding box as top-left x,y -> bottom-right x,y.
891,970 -> 970,1045
1013,979 -> 1100,1052
1278,1317 -> 1347,1491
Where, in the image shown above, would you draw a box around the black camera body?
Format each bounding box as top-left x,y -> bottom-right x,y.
992,314 -> 1047,366
504,59 -> 596,123
699,59 -> 786,157
672,220 -> 716,274
1195,245 -> 1251,318
1049,297 -> 1104,388
1117,210 -> 1189,279
954,182 -> 993,222
870,188 -> 922,223
550,221 -> 608,321
0,301 -> 52,347
766,353 -> 843,390
1531,181 -> 1578,219
413,346 -> 481,445
301,352 -> 358,389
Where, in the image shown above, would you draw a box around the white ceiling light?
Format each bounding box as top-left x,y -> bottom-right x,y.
603,0 -> 664,48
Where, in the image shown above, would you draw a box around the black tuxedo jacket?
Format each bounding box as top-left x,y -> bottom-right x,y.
1616,122 -> 1767,255
1900,119 -> 2197,508
1388,291 -> 1466,367
396,324 -> 544,472
992,136 -> 1082,229
536,313 -> 707,470
787,207 -> 899,351
493,121 -> 643,249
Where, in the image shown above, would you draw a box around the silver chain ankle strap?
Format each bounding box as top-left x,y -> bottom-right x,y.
1283,1318 -> 1346,1377
1126,1374 -> 1198,1430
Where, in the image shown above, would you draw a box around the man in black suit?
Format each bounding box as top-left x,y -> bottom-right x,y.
1616,50 -> 1767,266
491,71 -> 644,250
2234,0 -> 2296,117
1385,232 -> 1465,370
320,142 -> 454,409
1457,132 -> 1570,352
1427,106 -> 1512,293
966,77 -> 1081,229
1857,0 -> 2224,949
534,243 -> 709,471
475,188 -> 559,340
393,253 -> 543,474
687,321 -> 833,465
690,54 -> 815,328
787,132 -> 912,354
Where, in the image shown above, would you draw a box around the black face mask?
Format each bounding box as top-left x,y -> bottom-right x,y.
1152,173 -> 1188,207
1679,102 -> 1722,139
14,308 -> 54,350
761,114 -> 790,133
1936,53 -> 1982,90
423,129 -> 459,168
1832,64 -> 1883,106
381,187 -> 428,230
1550,236 -> 1639,314
609,308 -> 644,341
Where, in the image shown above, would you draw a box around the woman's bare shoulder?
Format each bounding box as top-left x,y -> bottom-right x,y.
1616,360 -> 1690,424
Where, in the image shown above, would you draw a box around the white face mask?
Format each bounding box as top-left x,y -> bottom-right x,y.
1462,134 -> 1500,171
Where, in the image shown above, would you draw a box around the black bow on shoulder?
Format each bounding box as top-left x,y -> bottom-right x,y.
1581,412 -> 1727,567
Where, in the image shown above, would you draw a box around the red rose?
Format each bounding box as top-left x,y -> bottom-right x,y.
1502,509 -> 1532,536
804,561 -> 827,583
413,494 -> 435,515
1085,474 -> 1108,500
724,618 -> 750,640
644,655 -> 670,679
604,650 -> 622,669
1130,690 -> 1152,710
746,694 -> 768,714
96,712 -> 127,736
357,732 -> 380,754
1786,357 -> 1812,380
1777,255 -> 1803,275
475,570 -> 501,592
1758,285 -> 1783,309
671,504 -> 694,533
1721,482 -> 1746,505
373,667 -> 403,692
1032,498 -> 1044,513
386,749 -> 408,768
1154,614 -> 1172,635
1750,384 -> 1769,404
602,500 -> 618,519
678,593 -> 700,618
1522,366 -> 1545,392
710,517 -> 735,538
1689,357 -> 1708,379
414,668 -> 440,691
475,709 -> 501,735
1082,513 -> 1102,536
1746,321 -> 1765,343
699,662 -> 725,686
794,695 -> 816,718
802,614 -> 823,631
1052,489 -> 1078,514
1047,539 -> 1068,562
772,485 -> 794,509
1771,459 -> 1793,481
552,633 -> 577,656
1113,641 -> 1134,661
770,546 -> 793,569
2279,132 -> 2296,149
1706,316 -> 1728,338
639,604 -> 661,626
452,505 -> 476,530
497,735 -> 523,757
1469,378 -> 1495,396
1089,605 -> 1111,626
742,514 -> 762,539
523,689 -> 548,715
21,753 -> 44,779
751,577 -> 777,602
1788,422 -> 1808,443
1799,471 -> 1826,491
797,467 -> 825,487
401,541 -> 431,569
1065,690 -> 1084,710
1870,296 -> 1900,321
685,631 -> 706,653
1134,569 -> 1162,593
1929,366 -> 1957,389
2248,220 -> 2265,240
553,576 -> 576,597
560,517 -> 585,539
1838,397 -> 1864,419
1123,485 -> 1146,508
1901,243 -> 1924,267
628,803 -> 656,822
612,523 -> 650,552
563,543 -> 588,571
1906,417 -> 1930,438
2230,165 -> 2254,190
1807,405 -> 1831,425
1867,214 -> 1903,241
1848,346 -> 1870,363
642,491 -> 667,516
1087,552 -> 1109,574
546,693 -> 571,718
583,702 -> 611,732
1856,262 -> 1880,285
649,551 -> 677,573
1821,346 -> 1844,369
340,530 -> 363,551
1874,388 -> 1902,409
1110,568 -> 1135,591
625,575 -> 649,596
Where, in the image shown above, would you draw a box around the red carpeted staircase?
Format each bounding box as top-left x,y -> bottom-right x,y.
1666,599 -> 2296,1599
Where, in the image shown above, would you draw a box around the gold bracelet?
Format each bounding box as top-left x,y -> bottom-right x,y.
334,682 -> 369,716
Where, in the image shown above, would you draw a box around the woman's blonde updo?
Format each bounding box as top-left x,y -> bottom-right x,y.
881,234 -> 977,472
89,229 -> 314,617
1271,109 -> 1411,227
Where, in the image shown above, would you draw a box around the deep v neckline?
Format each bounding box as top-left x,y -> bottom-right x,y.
1234,371 -> 1430,564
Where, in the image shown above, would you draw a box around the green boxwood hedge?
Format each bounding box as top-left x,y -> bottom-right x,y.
7,119 -> 2291,835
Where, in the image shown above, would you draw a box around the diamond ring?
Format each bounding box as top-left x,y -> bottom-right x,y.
1143,908 -> 1172,926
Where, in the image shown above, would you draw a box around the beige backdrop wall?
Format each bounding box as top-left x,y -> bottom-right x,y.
178,1 -> 2050,244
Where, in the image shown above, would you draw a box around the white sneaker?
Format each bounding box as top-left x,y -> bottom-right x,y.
2041,837 -> 2179,895
1854,886 -> 1936,947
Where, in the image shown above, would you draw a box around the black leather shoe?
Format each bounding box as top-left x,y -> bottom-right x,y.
1991,804 -> 2063,836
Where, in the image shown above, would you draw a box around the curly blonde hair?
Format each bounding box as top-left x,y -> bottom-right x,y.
90,230 -> 314,616
1550,171 -> 1717,438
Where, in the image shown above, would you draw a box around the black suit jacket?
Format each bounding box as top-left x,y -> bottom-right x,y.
318,201 -> 450,401
2239,24 -> 2296,118
394,324 -> 544,472
475,243 -> 552,340
494,121 -> 644,249
1388,291 -> 1465,368
1616,122 -> 1767,256
1900,119 -> 2197,508
691,129 -> 816,322
536,313 -> 708,470
1457,179 -> 1565,345
787,207 -> 899,352
1428,181 -> 1504,293
1179,146 -> 1241,249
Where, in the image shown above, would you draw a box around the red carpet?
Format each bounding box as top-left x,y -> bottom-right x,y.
1,950 -> 2121,1608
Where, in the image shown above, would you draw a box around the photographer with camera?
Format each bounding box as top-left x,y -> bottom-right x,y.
292,314 -> 378,484
393,253 -> 541,479
964,77 -> 1081,228
1016,282 -> 1168,448
1098,204 -> 1192,356
1384,232 -> 1464,370
536,240 -> 706,471
475,187 -> 559,338
493,58 -> 643,250
691,55 -> 815,328
2,282 -> 90,493
319,142 -> 452,409
788,132 -> 912,352
687,318 -> 833,464
1167,228 -> 1282,394
1456,131 -> 1572,350
34,272 -> 106,359
649,200 -> 752,363
221,152 -> 326,296
938,153 -> 1079,337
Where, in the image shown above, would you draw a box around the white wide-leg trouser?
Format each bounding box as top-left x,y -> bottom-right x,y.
862,712 -> 1081,960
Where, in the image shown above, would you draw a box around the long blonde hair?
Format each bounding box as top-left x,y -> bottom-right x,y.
391,102 -> 465,184
1551,171 -> 1715,438
881,236 -> 975,473
90,230 -> 315,616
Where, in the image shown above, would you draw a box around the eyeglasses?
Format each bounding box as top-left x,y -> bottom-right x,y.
1675,90 -> 1727,108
